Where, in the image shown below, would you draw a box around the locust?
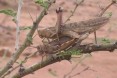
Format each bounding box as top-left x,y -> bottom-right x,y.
37,8 -> 110,54
38,16 -> 110,39
37,17 -> 110,54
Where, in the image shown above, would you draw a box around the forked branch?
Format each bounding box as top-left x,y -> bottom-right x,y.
64,0 -> 84,23
0,0 -> 55,77
94,0 -> 116,44
12,42 -> 117,78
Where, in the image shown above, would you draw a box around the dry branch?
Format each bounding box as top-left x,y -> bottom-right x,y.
1,51 -> 38,78
0,0 -> 55,77
72,42 -> 117,53
64,0 -> 84,23
11,42 -> 117,78
15,0 -> 23,51
12,54 -> 71,78
11,0 -> 117,77
1,0 -> 116,78
94,0 -> 116,44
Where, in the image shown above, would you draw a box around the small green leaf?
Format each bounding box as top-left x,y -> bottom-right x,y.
20,26 -> 32,30
59,50 -> 82,56
0,9 -> 16,17
35,0 -> 48,9
108,12 -> 112,17
103,12 -> 113,18
101,38 -> 110,44
97,37 -> 116,45
97,38 -> 111,45
67,49 -> 82,55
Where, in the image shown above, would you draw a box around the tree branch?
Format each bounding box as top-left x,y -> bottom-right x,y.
0,0 -> 55,77
12,42 -> 117,78
11,54 -> 71,78
1,51 -> 38,78
98,0 -> 116,17
64,0 -> 84,23
94,0 -> 116,44
15,0 -> 23,51
73,42 -> 117,53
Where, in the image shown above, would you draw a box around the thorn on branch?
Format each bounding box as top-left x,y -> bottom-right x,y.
44,11 -> 48,15
19,64 -> 25,75
7,62 -> 13,69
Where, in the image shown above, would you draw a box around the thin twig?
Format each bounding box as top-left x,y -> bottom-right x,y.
1,65 -> 19,78
0,0 -> 55,77
1,51 -> 38,78
1,1 -> 23,77
94,32 -> 97,44
64,54 -> 89,78
64,0 -> 84,24
68,67 -> 90,78
12,54 -> 71,78
98,1 -> 116,17
27,9 -> 34,22
94,0 -> 116,44
15,0 -> 23,51
11,41 -> 117,78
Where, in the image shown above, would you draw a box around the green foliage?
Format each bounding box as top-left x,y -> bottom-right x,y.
97,37 -> 116,45
104,12 -> 113,18
108,12 -> 113,17
35,0 -> 49,9
20,26 -> 32,30
0,9 -> 16,17
0,9 -> 17,23
101,38 -> 111,44
67,49 -> 82,55
60,49 -> 82,56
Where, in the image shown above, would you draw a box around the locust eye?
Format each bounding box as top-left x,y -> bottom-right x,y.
39,35 -> 43,38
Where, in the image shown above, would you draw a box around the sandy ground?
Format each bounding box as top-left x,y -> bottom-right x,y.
0,0 -> 117,78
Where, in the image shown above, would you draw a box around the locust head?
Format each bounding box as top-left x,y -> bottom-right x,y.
38,27 -> 56,39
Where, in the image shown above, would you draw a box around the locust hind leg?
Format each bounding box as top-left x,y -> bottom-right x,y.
94,31 -> 98,44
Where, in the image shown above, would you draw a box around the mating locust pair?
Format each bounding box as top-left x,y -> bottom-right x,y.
37,7 -> 110,54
